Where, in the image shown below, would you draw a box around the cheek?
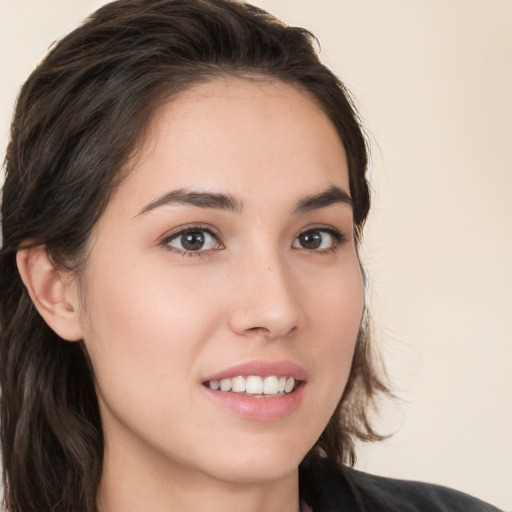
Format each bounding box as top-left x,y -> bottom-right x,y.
78,257 -> 221,401
309,256 -> 364,331
78,262 -> 226,452
306,261 -> 364,384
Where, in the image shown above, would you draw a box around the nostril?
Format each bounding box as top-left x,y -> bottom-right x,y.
227,277 -> 303,338
245,326 -> 271,336
244,325 -> 298,340
247,326 -> 268,332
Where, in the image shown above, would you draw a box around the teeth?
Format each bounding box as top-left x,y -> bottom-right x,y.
263,376 -> 278,395
284,376 -> 295,393
232,376 -> 246,392
207,375 -> 297,396
220,378 -> 232,392
246,375 -> 263,394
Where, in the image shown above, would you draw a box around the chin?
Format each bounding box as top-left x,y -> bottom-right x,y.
194,434 -> 313,485
207,457 -> 301,485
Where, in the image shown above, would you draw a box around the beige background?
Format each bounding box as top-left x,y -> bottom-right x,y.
1,1 -> 511,510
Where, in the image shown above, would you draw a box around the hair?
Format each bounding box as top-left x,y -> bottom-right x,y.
0,1 -> 388,510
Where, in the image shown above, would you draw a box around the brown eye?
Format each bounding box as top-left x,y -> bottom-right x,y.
181,231 -> 206,250
166,229 -> 219,253
292,228 -> 342,251
297,231 -> 323,249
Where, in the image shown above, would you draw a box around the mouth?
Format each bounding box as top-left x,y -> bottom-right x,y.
202,362 -> 307,420
203,375 -> 300,397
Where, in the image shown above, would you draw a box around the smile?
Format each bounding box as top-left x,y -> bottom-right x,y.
205,375 -> 297,396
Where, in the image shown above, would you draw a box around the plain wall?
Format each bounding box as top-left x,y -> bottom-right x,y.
1,1 -> 511,510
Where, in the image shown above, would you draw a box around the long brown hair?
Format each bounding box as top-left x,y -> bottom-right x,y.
0,1 -> 387,510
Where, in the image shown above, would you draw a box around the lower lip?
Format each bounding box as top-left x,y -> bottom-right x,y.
202,382 -> 305,421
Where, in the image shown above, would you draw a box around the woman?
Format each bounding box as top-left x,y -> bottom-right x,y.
0,1 -> 502,511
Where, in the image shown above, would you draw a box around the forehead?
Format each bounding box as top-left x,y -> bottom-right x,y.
114,78 -> 349,213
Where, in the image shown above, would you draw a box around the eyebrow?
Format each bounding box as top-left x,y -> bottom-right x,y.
137,184 -> 352,217
293,184 -> 353,213
137,188 -> 244,216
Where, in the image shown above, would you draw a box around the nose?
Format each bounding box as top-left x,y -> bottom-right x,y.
228,251 -> 305,340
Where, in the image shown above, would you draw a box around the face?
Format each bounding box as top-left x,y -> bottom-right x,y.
75,78 -> 364,487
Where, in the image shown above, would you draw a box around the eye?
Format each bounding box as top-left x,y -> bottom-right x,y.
163,227 -> 222,255
292,228 -> 344,251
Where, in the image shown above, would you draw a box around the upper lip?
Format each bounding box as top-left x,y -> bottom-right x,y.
202,360 -> 308,383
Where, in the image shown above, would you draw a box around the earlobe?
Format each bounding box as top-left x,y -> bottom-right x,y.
16,244 -> 84,342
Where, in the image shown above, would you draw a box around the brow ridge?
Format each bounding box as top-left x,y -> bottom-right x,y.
138,184 -> 351,217
294,184 -> 353,213
138,188 -> 244,216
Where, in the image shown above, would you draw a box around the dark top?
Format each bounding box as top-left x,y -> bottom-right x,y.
299,456 -> 503,511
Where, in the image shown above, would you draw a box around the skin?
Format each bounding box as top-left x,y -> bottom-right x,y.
21,78 -> 364,512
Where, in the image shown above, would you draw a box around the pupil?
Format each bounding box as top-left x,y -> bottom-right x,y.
182,231 -> 205,250
300,231 -> 322,249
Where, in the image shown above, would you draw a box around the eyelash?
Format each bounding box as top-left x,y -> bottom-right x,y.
294,226 -> 347,255
159,224 -> 347,257
160,224 -> 223,258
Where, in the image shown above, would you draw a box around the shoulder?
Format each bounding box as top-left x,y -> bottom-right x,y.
299,456 -> 503,512
340,465 -> 502,512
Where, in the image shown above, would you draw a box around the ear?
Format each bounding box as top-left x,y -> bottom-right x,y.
16,244 -> 84,342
